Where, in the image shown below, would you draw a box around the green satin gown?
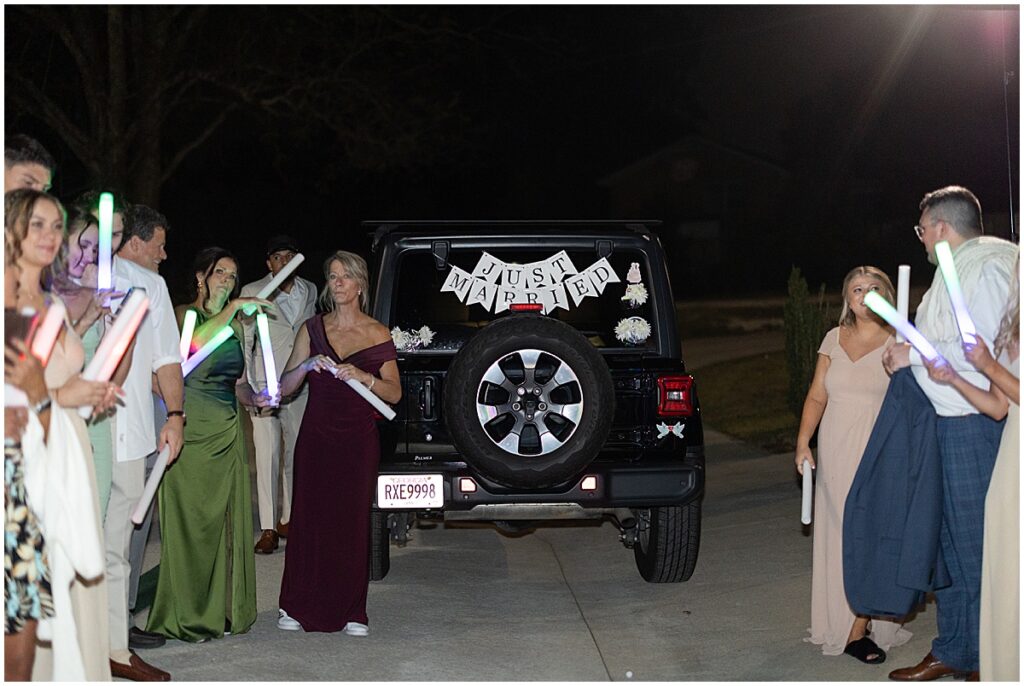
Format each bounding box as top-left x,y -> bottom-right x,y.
146,311 -> 256,641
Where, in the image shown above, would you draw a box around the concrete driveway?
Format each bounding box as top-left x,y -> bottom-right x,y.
131,426 -> 937,681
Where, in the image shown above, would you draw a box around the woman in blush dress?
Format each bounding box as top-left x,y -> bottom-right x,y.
277,250 -> 400,636
795,266 -> 912,664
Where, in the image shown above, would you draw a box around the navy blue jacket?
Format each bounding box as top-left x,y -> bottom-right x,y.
842,368 -> 950,618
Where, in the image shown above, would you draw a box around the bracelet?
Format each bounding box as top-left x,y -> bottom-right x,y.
367,376 -> 376,392
167,410 -> 186,421
31,397 -> 52,415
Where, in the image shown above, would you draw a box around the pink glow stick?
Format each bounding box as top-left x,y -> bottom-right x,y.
77,290 -> 149,418
29,300 -> 65,365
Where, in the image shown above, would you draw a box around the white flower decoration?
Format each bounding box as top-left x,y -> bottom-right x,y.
416,326 -> 435,347
391,325 -> 436,352
391,327 -> 412,351
615,316 -> 652,345
621,283 -> 648,308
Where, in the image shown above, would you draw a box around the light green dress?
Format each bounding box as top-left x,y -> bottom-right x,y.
146,309 -> 256,641
83,319 -> 114,518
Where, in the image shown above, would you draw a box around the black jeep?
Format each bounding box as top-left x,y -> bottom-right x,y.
367,221 -> 704,583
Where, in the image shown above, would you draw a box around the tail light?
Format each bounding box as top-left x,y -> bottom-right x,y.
657,375 -> 695,416
510,303 -> 543,313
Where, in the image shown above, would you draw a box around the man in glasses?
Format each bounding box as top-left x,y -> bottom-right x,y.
240,235 -> 317,554
884,186 -> 1017,682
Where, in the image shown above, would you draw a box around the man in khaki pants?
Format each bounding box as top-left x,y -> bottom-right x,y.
240,235 -> 317,554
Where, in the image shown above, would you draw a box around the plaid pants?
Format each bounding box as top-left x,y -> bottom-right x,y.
931,413 -> 1004,671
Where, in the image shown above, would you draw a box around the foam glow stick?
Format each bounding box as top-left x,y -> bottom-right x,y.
241,253 -> 306,316
801,459 -> 813,525
130,445 -> 170,525
934,241 -> 978,345
178,309 -> 197,361
346,378 -> 396,420
181,325 -> 234,377
255,312 -> 279,402
322,360 -> 396,420
78,290 -> 150,418
29,300 -> 65,365
896,265 -> 911,344
864,291 -> 940,361
97,192 -> 113,291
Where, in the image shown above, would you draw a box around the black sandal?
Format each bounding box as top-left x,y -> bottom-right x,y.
844,636 -> 886,664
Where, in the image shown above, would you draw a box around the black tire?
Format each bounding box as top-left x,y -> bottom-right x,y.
444,314 -> 615,489
369,509 -> 390,581
633,500 -> 701,583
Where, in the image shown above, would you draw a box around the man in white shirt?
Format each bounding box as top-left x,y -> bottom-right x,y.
107,204 -> 184,682
240,235 -> 317,554
884,186 -> 1017,682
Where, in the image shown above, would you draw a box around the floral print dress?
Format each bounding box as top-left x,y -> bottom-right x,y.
5,440 -> 55,634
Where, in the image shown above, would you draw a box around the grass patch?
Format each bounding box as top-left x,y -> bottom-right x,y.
696,350 -> 798,454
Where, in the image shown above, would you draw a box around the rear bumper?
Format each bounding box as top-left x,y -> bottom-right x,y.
375,448 -> 704,513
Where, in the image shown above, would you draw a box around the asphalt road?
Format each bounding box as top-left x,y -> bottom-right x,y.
130,425 -> 938,681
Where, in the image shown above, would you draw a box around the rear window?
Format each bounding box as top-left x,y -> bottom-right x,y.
390,247 -> 658,352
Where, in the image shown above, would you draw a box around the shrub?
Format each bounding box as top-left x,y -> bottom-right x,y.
783,267 -> 830,417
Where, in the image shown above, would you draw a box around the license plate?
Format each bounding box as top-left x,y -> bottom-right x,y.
377,474 -> 444,509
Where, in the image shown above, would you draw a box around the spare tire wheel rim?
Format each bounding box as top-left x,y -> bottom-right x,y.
475,348 -> 584,457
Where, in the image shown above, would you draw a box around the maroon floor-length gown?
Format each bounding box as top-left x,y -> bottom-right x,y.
278,315 -> 397,632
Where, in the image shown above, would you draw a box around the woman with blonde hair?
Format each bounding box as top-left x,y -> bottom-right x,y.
277,250 -> 401,635
796,265 -> 912,664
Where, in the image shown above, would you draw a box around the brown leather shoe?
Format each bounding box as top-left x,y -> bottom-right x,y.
254,529 -> 279,554
888,652 -> 966,681
110,652 -> 171,681
276,520 -> 289,538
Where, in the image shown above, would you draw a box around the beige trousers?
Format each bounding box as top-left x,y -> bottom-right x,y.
252,390 -> 307,530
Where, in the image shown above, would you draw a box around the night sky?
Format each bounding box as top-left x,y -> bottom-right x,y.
6,4 -> 1019,299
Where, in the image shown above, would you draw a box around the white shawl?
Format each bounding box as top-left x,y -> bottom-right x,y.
20,406 -> 105,682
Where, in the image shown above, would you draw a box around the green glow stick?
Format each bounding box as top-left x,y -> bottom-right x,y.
864,292 -> 940,361
181,326 -> 233,377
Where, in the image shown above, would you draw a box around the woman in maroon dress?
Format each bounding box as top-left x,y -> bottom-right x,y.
276,250 -> 400,635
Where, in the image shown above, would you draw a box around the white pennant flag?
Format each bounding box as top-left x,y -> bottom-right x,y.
539,283 -> 570,314
525,259 -> 555,290
465,278 -> 497,311
565,271 -> 598,306
494,286 -> 522,313
440,266 -> 474,302
547,250 -> 578,281
471,252 -> 504,284
501,264 -> 527,290
585,257 -> 621,294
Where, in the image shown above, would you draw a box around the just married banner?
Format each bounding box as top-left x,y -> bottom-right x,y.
440,250 -> 621,314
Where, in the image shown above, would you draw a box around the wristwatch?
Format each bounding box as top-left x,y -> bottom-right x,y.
31,397 -> 52,415
166,410 -> 186,423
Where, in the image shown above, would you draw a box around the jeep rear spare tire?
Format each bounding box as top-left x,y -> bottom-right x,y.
444,314 -> 615,488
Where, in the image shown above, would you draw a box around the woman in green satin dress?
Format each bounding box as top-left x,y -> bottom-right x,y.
146,247 -> 273,642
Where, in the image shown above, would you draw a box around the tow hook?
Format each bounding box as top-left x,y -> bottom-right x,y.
616,514 -> 638,548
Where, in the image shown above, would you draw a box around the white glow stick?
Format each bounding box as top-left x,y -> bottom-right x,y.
934,241 -> 978,345
242,253 -> 306,315
864,291 -> 940,361
181,325 -> 234,377
178,309 -> 197,361
130,445 -> 170,525
97,192 -> 113,291
321,360 -> 396,419
256,312 -> 280,402
896,265 -> 911,344
29,300 -> 66,365
345,378 -> 396,420
77,290 -> 150,417
801,459 -> 813,524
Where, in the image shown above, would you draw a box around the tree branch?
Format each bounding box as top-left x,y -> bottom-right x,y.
160,104 -> 237,183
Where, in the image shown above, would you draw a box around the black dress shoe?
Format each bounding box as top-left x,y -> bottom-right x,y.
129,626 -> 167,649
